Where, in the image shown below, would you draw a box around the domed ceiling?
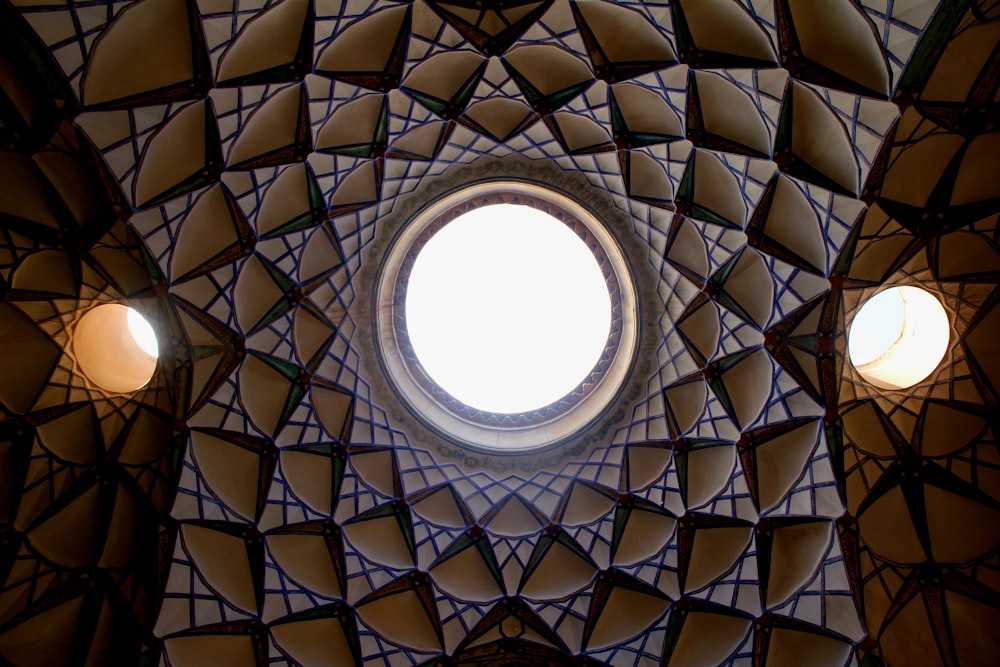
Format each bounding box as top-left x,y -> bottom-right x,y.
1,1 -> 999,666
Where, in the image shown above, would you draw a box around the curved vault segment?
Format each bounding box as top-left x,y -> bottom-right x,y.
1,1 -> 998,667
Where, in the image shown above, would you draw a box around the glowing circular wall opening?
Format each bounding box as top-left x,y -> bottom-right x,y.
376,182 -> 638,453
405,203 -> 611,414
73,304 -> 159,393
848,286 -> 950,390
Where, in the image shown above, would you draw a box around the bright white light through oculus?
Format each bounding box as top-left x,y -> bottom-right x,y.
128,307 -> 159,357
405,204 -> 612,413
848,286 -> 950,390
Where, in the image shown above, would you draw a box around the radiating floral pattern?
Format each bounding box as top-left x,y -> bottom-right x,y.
0,1 -> 998,666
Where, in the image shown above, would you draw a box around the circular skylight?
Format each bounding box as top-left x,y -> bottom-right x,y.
405,203 -> 611,413
375,181 -> 637,452
848,286 -> 950,390
73,304 -> 159,393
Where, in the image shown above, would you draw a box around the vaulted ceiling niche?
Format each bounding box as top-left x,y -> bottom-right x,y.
0,1 -> 998,667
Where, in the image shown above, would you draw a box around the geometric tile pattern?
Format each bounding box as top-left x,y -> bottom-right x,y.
0,8 -> 189,667
1,1 -> 998,666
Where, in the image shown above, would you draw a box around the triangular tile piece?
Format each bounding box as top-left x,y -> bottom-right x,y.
458,596 -> 567,654
133,100 -> 222,208
739,418 -> 821,514
547,111 -> 614,155
661,599 -> 753,667
572,0 -> 677,82
679,514 -> 754,593
758,518 -> 833,609
430,530 -> 504,603
349,447 -> 397,498
216,0 -> 313,86
266,522 -> 345,599
774,82 -> 859,196
675,149 -> 748,229
763,617 -> 853,667
709,247 -> 775,330
280,444 -> 345,516
610,82 -> 684,148
315,5 -> 410,91
238,352 -> 306,437
170,184 -> 254,282
190,428 -> 276,522
556,480 -> 617,527
918,400 -> 989,458
0,592 -> 88,667
292,301 -> 338,373
461,98 -> 535,143
707,348 -> 773,430
483,494 -> 546,537
402,51 -> 485,119
677,440 -> 736,510
425,1 -> 553,56
780,0 -> 890,97
688,70 -> 771,159
612,496 -> 677,566
163,624 -> 267,667
270,604 -> 361,667
312,384 -> 354,444
386,120 -> 453,161
227,83 -> 311,169
315,94 -> 388,157
662,373 -> 709,440
33,401 -> 101,465
584,570 -> 671,651
9,250 -> 79,298
299,225 -> 346,289
114,404 -> 174,465
0,153 -> 61,232
355,574 -> 442,653
328,160 -> 382,216
342,503 -> 415,570
621,149 -> 675,209
671,0 -> 778,68
25,476 -> 106,568
234,253 -> 296,335
502,44 -> 595,114
519,530 -> 597,601
663,217 -> 711,286
172,298 -> 244,414
675,294 -> 721,367
256,163 -> 328,238
748,174 -> 827,274
623,442 -> 673,492
409,485 -> 472,529
961,297 -> 1000,402
82,0 -> 211,107
180,522 -> 263,615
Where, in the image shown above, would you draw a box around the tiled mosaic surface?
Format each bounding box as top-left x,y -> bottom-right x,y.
1,1 -> 998,666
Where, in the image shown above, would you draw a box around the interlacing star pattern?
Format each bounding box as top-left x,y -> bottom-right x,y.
0,1 -> 998,666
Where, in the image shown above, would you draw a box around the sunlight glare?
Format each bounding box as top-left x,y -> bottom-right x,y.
127,307 -> 159,358
405,204 -> 611,413
848,286 -> 950,390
